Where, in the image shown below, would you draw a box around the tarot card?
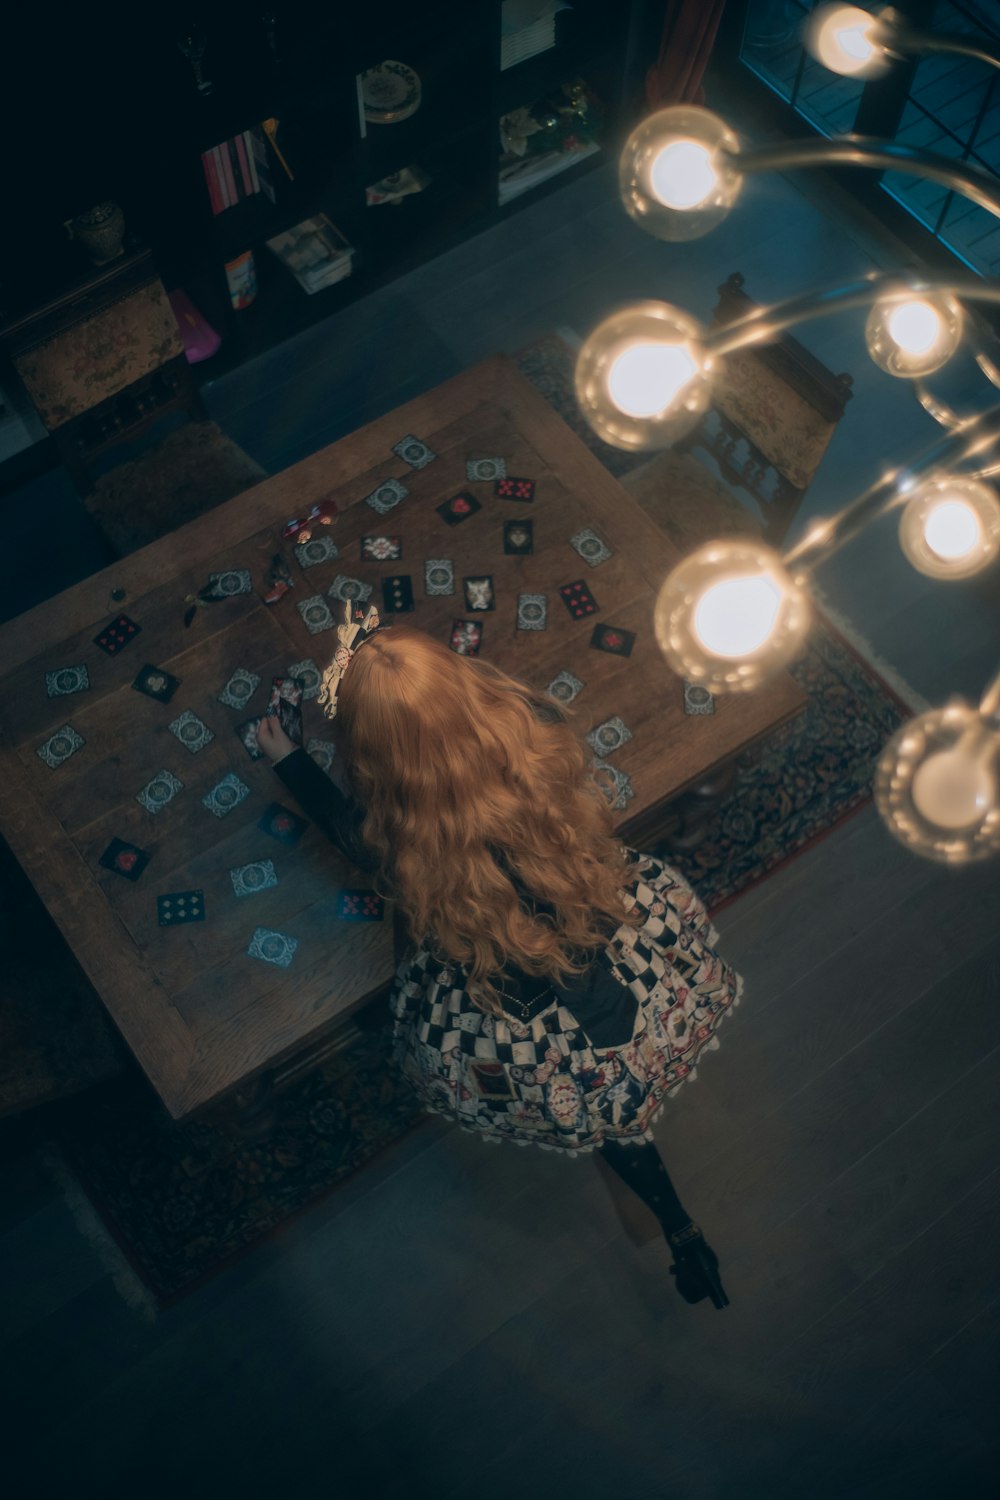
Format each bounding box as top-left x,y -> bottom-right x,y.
169,709 -> 215,754
364,477 -> 409,514
570,528 -> 613,567
268,678 -> 304,745
436,492 -> 481,526
36,725 -> 85,769
258,802 -> 307,845
294,535 -> 340,569
449,620 -> 483,655
218,668 -> 261,710
99,837 -> 150,882
495,476 -> 534,502
547,670 -> 584,705
45,665 -> 89,698
591,623 -> 636,657
586,716 -> 633,757
683,680 -> 716,716
133,664 -> 180,703
230,859 -> 278,899
382,575 -> 414,613
328,575 -> 373,605
337,890 -> 385,921
297,595 -> 337,634
517,594 -> 548,631
463,575 -> 495,612
362,535 -> 402,562
559,580 -> 599,620
247,926 -> 299,968
306,738 -> 337,772
136,769 -> 184,814
94,614 -> 141,655
201,772 -> 250,818
592,759 -> 635,813
503,519 -> 534,555
158,890 -> 205,926
236,716 -> 264,759
205,569 -> 253,598
392,434 -> 436,469
466,456 -> 506,482
424,559 -> 456,597
287,659 -> 322,701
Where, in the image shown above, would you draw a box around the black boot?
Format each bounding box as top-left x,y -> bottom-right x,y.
666,1221 -> 730,1310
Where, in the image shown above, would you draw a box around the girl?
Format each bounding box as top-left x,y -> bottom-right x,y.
256,601 -> 743,1310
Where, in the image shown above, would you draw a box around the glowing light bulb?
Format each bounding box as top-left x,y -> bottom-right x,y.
606,342 -> 698,418
649,140 -> 718,210
923,499 -> 982,560
807,4 -> 888,78
886,300 -> 942,355
911,747 -> 995,830
692,575 -> 782,658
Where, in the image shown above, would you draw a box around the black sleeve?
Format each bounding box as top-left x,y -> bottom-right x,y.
272,748 -> 380,874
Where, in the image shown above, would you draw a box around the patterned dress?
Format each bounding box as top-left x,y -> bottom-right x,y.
275,749 -> 744,1157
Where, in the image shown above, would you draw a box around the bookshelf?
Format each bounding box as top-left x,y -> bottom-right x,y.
0,0 -> 655,396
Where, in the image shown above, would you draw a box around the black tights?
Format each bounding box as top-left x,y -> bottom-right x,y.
598,1138 -> 692,1235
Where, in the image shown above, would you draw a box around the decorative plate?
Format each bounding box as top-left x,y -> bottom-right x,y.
361,60 -> 421,124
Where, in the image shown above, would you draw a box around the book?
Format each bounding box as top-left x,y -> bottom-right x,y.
201,150 -> 223,214
265,215 -> 354,293
226,138 -> 244,201
211,145 -> 231,208
224,250 -> 257,309
249,126 -> 276,203
244,130 -> 260,195
235,133 -> 253,197
219,141 -> 237,206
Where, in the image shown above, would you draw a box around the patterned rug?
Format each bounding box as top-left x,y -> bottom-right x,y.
48,332 -> 916,1305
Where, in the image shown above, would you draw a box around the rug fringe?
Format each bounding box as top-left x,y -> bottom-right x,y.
811,584 -> 931,715
36,1143 -> 159,1323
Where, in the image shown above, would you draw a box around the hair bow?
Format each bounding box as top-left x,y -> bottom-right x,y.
318,598 -> 383,719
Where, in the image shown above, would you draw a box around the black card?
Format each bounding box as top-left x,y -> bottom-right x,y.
258,802 -> 308,845
157,889 -> 205,926
132,664 -> 181,703
94,614 -> 141,656
236,716 -> 264,759
436,492 -> 481,526
382,574 -> 415,612
591,623 -> 636,657
99,837 -> 150,882
559,580 -> 599,619
503,519 -> 534,555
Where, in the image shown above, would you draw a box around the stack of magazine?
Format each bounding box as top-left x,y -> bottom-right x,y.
265,215 -> 354,294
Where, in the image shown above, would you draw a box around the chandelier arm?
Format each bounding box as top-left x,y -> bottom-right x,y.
981,665 -> 1000,727
912,378 -> 968,432
879,12 -> 1000,73
964,458 -> 1000,480
781,403 -> 1000,573
973,347 -> 1000,392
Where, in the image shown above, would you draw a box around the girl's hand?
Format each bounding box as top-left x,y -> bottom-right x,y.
256,713 -> 296,763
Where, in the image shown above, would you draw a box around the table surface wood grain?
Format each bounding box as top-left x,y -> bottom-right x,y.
0,356 -> 806,1120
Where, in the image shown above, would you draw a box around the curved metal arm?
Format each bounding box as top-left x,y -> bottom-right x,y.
981,664 -> 1000,727
878,8 -> 1000,74
912,379 -> 967,432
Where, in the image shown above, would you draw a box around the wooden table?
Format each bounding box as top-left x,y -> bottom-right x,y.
0,356 -> 806,1121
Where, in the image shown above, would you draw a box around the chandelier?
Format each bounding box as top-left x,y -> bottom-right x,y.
576,2 -> 1000,865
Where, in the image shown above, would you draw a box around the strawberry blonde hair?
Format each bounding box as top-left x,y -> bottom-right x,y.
325,623 -> 651,1016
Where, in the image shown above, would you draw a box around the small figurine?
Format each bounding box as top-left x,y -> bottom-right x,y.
281,497 -> 338,542
263,554 -> 294,605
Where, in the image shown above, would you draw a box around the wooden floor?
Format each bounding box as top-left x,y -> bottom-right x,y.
2,77 -> 1000,1500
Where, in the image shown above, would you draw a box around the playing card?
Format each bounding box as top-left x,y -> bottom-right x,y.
517,594 -> 548,631
36,725 -> 85,769
364,477 -> 409,514
436,492 -> 481,526
449,620 -> 483,655
591,623 -> 636,657
158,889 -> 205,926
392,434 -> 436,469
202,772 -> 250,818
99,837 -> 150,882
495,476 -> 535,502
547,670 -> 584,705
306,738 -> 337,772
287,659 -> 322,700
205,569 -> 253,598
328,575 -> 373,605
503,520 -> 534,555
362,535 -> 402,562
258,802 -> 307,845
294,536 -> 340,569
269,676 -> 303,709
136,769 -> 184,814
218,668 -> 261,710
133,664 -> 181,703
297,595 -> 337,634
586,716 -> 634,757
337,890 -> 385,921
466,457 -> 506,482
247,926 -> 299,968
683,680 -> 716,715
45,665 -> 89,698
230,859 -> 278,899
94,614 -> 141,655
559,580 -> 600,619
168,709 -> 215,754
424,559 -> 455,597
268,678 -> 303,745
592,759 -> 635,812
570,528 -> 613,567
463,575 -> 495,612
236,716 -> 264,759
382,575 -> 414,613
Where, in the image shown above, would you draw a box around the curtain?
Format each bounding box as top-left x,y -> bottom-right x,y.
645,0 -> 729,109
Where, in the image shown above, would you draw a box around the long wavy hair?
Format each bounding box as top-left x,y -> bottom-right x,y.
323,623 -> 651,1016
